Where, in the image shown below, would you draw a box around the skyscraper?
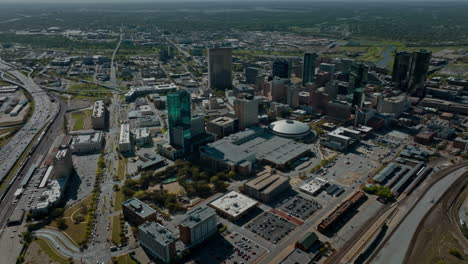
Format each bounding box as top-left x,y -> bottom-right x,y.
234,97 -> 258,130
392,51 -> 412,90
287,85 -> 300,108
319,63 -> 336,76
392,50 -> 431,98
245,67 -> 259,85
272,59 -> 291,79
302,52 -> 318,86
407,50 -> 432,98
167,90 -> 192,151
350,63 -> 368,89
208,48 -> 232,90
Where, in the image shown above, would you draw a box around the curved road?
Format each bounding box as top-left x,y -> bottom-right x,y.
0,62 -> 57,185
35,228 -> 139,261
372,165 -> 468,264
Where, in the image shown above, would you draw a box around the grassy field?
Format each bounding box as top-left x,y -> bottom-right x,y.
68,83 -> 113,100
116,254 -> 137,264
360,46 -> 386,62
233,49 -> 302,57
114,188 -> 125,212
34,238 -> 69,264
49,196 -> 93,245
117,157 -> 127,181
70,110 -> 92,131
111,214 -> 122,245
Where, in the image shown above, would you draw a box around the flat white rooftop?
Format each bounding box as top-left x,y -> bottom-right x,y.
119,124 -> 131,144
300,177 -> 327,195
209,191 -> 257,219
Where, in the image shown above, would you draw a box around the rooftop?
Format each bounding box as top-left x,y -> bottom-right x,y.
300,177 -> 328,194
119,124 -> 131,144
245,173 -> 289,193
92,100 -> 105,118
269,120 -> 311,137
179,206 -> 216,228
209,191 -> 257,218
122,197 -> 156,218
138,222 -> 176,246
210,116 -> 236,127
71,131 -> 103,144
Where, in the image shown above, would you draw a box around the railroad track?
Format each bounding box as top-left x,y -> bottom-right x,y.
325,161 -> 468,264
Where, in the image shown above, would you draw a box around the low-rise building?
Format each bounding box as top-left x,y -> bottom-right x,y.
453,137 -> 468,151
200,127 -> 311,174
300,177 -> 328,196
134,127 -> 150,147
321,127 -> 361,151
243,173 -> 289,202
122,197 -> 157,226
70,131 -> 104,154
179,206 -> 217,246
138,222 -> 177,264
139,116 -> 160,127
139,105 -> 153,116
414,131 -> 435,145
209,191 -> 258,220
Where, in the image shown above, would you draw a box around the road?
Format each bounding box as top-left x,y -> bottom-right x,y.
0,65 -> 63,263
109,31 -> 123,87
0,62 -> 57,185
371,164 -> 468,264
35,93 -> 138,263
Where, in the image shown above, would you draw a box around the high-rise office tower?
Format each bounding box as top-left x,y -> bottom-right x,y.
245,67 -> 259,85
350,63 -> 368,89
392,51 -> 412,90
272,59 -> 291,79
319,63 -> 336,76
287,85 -> 300,108
167,90 -> 192,151
302,52 -> 318,86
234,97 -> 258,130
208,48 -> 232,90
407,50 -> 431,98
340,59 -> 354,75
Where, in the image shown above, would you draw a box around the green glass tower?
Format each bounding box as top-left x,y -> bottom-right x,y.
302,52 -> 318,86
167,90 -> 192,151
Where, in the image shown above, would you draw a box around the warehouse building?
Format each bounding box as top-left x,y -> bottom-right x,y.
200,126 -> 311,174
243,173 -> 290,202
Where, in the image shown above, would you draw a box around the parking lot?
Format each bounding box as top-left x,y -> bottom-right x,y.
245,212 -> 297,244
71,153 -> 100,203
191,232 -> 267,264
278,195 -> 321,220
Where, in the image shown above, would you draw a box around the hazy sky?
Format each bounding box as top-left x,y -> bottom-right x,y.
0,0 -> 466,2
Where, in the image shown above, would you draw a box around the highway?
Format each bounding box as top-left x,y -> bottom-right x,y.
372,164 -> 468,264
0,62 -> 57,185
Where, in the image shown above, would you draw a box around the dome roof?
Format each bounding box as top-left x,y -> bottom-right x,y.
269,120 -> 311,137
